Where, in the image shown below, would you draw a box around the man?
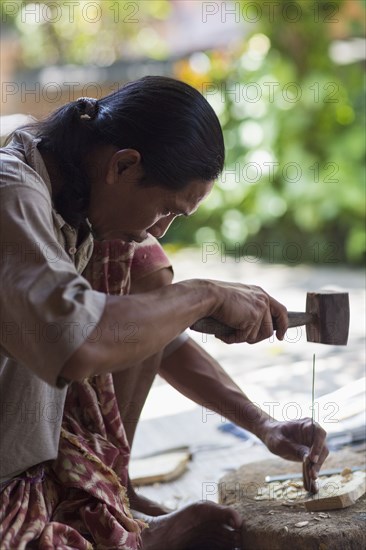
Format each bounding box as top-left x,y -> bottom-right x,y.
0,77 -> 328,549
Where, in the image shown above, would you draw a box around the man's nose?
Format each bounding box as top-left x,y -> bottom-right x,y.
149,215 -> 176,239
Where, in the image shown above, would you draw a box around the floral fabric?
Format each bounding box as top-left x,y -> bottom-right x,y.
0,238 -> 171,549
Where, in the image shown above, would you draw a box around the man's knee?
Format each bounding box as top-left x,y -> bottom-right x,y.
130,266 -> 173,293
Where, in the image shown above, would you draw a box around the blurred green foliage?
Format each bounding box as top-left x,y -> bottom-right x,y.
1,0 -> 172,66
168,1 -> 365,265
2,0 -> 365,264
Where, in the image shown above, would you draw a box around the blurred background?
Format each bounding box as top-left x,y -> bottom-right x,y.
1,0 -> 365,506
1,0 -> 365,264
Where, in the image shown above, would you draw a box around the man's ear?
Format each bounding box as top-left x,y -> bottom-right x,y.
105,149 -> 141,185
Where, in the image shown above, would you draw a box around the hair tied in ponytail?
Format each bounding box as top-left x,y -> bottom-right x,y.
76,97 -> 99,120
17,76 -> 225,228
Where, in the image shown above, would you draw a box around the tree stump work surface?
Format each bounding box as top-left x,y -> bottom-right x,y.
219,448 -> 366,550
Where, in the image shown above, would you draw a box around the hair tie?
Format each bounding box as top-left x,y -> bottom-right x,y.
76,97 -> 99,120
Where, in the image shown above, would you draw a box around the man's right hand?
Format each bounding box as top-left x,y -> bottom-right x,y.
60,277 -> 288,382
205,280 -> 288,344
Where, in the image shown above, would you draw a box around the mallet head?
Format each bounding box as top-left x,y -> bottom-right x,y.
305,291 -> 350,346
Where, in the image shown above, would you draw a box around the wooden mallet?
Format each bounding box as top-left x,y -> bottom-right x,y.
190,291 -> 350,345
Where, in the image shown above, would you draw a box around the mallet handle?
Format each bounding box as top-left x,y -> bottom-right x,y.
286,311 -> 315,328
190,312 -> 315,338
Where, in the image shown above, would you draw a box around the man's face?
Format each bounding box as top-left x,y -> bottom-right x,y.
88,148 -> 213,242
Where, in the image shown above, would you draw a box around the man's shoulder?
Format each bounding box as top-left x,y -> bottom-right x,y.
0,134 -> 27,166
0,131 -> 51,201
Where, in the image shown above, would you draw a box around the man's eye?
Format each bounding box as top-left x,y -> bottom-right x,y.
164,210 -> 181,217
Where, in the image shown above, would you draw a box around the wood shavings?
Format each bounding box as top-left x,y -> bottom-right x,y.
288,481 -> 303,489
255,478 -> 307,503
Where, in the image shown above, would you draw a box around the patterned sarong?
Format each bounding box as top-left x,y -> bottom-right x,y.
0,237 -> 171,549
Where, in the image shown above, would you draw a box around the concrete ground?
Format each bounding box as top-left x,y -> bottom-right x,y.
131,250 -> 365,510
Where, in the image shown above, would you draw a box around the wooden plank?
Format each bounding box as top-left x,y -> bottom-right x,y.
130,450 -> 191,486
304,471 -> 366,511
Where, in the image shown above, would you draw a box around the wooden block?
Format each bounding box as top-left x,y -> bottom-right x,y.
219,448 -> 366,550
130,450 -> 191,486
304,471 -> 366,511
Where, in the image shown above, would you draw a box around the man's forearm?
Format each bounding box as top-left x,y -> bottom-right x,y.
61,280 -> 216,381
159,337 -> 273,441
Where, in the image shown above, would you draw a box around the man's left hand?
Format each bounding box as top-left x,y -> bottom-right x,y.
261,418 -> 329,490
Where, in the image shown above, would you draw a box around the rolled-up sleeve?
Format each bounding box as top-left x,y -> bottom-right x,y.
0,160 -> 106,387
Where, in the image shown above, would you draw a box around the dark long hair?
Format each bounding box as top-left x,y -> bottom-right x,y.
14,76 -> 225,227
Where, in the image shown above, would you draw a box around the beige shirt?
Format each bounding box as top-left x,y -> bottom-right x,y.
0,129 -> 106,483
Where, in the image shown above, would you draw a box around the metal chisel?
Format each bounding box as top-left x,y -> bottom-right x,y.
302,353 -> 317,493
